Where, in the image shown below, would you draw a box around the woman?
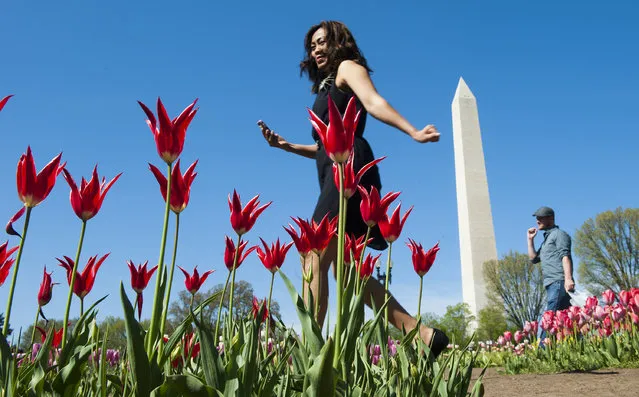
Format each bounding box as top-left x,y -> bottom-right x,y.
257,21 -> 448,356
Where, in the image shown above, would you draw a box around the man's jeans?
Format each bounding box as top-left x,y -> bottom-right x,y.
538,279 -> 572,342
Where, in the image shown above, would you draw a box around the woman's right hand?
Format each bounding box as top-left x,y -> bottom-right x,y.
257,120 -> 287,149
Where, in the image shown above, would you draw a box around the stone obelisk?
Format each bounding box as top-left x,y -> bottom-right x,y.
451,77 -> 498,328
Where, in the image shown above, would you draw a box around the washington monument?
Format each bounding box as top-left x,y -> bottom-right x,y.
451,77 -> 498,325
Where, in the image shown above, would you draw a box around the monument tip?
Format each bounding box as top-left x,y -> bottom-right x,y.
453,76 -> 475,102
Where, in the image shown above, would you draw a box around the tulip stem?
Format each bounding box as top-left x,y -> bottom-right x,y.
29,306 -> 40,351
2,206 -> 32,336
333,163 -> 345,370
266,271 -> 275,341
417,276 -> 423,321
214,270 -> 232,344
384,242 -> 393,333
80,298 -> 84,317
146,163 -> 173,355
61,219 -> 87,348
160,212 -> 180,337
228,234 -> 242,336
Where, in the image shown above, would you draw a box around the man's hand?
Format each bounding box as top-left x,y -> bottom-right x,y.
527,227 -> 538,240
564,278 -> 575,293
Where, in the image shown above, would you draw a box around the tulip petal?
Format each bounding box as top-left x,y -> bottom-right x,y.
0,95 -> 13,112
6,207 -> 25,237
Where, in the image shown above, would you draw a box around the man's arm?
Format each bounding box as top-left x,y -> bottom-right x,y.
556,231 -> 575,291
527,228 -> 539,262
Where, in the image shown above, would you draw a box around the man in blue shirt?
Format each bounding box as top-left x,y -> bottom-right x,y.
527,206 -> 575,340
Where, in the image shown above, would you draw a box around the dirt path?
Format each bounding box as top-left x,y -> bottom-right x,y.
472,367 -> 639,396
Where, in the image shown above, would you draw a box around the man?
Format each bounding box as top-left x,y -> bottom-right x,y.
527,206 -> 575,340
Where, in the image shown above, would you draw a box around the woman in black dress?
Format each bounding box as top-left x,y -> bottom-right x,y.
258,20 -> 448,354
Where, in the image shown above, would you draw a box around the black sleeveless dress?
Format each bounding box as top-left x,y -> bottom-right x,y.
310,78 -> 388,251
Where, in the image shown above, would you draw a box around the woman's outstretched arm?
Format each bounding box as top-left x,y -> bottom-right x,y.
336,60 -> 440,144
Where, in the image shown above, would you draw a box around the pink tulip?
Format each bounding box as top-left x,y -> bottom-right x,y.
619,290 -> 631,307
514,331 -> 524,344
585,296 -> 598,311
568,306 -> 581,322
602,289 -> 615,306
593,305 -> 608,322
611,304 -> 626,323
503,331 -> 512,343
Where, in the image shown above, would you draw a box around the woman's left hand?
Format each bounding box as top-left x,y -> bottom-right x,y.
411,125 -> 441,143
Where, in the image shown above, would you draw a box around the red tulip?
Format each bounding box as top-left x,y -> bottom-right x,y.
602,289 -> 615,306
256,238 -> 294,274
228,190 -> 271,236
57,254 -> 110,299
224,236 -> 256,270
357,253 -> 380,280
283,221 -> 312,258
345,233 -> 373,265
62,166 -> 122,221
291,214 -> 337,255
148,159 -> 198,214
36,326 -> 63,348
138,97 -> 199,164
252,296 -> 269,324
37,266 -> 57,307
308,95 -> 359,163
178,265 -> 213,295
407,240 -> 440,277
358,186 -> 401,227
0,241 -> 19,287
333,154 -> 385,199
16,146 -> 64,208
0,95 -> 13,112
127,260 -> 158,319
378,203 -> 413,243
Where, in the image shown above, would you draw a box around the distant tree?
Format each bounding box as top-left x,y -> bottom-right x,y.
437,303 -> 475,345
575,207 -> 639,294
168,280 -> 280,328
475,305 -> 508,342
483,251 -> 545,328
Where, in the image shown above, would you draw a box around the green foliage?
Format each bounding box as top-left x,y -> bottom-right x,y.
437,303 -> 475,346
575,207 -> 639,294
483,251 -> 545,328
168,280 -> 280,328
476,305 -> 509,342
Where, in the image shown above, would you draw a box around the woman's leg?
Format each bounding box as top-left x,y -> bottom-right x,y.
321,238 -> 437,346
360,276 -> 436,345
302,239 -> 338,328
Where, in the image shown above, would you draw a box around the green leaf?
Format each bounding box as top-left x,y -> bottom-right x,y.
121,282 -> 151,396
58,295 -> 107,367
342,285 -> 366,370
160,290 -> 221,367
27,364 -> 46,396
223,378 -> 240,397
52,343 -> 95,395
192,307 -> 226,389
150,375 -> 217,397
99,327 -> 109,397
304,336 -> 336,397
279,270 -> 324,357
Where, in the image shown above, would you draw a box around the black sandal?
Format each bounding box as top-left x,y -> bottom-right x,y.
428,328 -> 449,358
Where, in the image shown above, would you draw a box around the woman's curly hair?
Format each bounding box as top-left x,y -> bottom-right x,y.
300,21 -> 372,93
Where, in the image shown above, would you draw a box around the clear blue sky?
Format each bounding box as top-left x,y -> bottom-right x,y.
1,1 -> 638,334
